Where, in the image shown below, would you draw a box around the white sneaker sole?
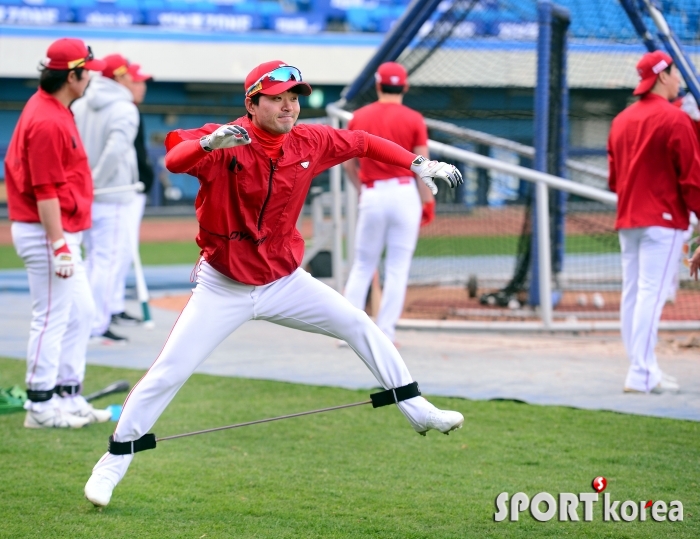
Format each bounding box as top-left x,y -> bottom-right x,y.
417,419 -> 464,437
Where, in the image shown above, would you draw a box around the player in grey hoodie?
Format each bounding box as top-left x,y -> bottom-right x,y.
72,54 -> 140,344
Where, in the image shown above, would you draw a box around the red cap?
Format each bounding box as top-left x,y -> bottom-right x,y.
244,60 -> 312,98
44,38 -> 106,71
633,50 -> 673,96
128,64 -> 152,82
101,54 -> 132,79
375,62 -> 407,86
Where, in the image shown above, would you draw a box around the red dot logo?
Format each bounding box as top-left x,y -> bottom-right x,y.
592,476 -> 607,493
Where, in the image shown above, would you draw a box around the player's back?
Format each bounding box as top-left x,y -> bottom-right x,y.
350,102 -> 427,182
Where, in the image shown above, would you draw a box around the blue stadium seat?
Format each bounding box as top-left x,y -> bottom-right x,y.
272,12 -> 325,33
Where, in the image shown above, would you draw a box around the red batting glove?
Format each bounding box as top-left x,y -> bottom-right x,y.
52,239 -> 74,279
421,201 -> 435,227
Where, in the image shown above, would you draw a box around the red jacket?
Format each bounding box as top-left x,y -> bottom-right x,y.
608,93 -> 700,230
166,116 -> 370,285
4,89 -> 93,232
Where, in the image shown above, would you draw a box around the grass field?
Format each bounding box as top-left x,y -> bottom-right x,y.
0,235 -> 618,270
0,356 -> 697,538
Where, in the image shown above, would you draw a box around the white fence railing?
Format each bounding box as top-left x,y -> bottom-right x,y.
323,102 -> 699,331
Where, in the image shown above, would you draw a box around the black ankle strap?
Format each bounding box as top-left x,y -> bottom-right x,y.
370,382 -> 421,408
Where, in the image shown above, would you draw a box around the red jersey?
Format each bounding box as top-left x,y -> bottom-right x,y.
608,92 -> 700,230
348,102 -> 427,184
165,116 -> 368,285
4,89 -> 93,232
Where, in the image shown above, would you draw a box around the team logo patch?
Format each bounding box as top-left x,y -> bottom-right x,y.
301,161 -> 310,169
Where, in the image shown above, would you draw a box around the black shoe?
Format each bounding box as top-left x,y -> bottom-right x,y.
111,311 -> 141,326
91,329 -> 128,346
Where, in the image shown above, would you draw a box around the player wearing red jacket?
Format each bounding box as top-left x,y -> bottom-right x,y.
84,60 -> 465,507
342,62 -> 435,344
5,38 -> 111,428
608,50 -> 700,394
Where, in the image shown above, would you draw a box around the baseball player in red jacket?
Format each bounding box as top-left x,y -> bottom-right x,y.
84,60 -> 465,507
5,38 -> 112,429
342,62 -> 435,344
608,50 -> 700,394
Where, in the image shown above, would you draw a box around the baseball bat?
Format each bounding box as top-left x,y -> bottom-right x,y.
84,380 -> 130,402
130,231 -> 154,329
370,271 -> 382,318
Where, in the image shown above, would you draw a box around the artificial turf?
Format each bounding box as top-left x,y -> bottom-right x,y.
0,356 -> 697,538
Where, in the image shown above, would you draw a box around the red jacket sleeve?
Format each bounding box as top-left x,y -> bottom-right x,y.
670,115 -> 700,215
607,129 -> 617,194
164,123 -> 222,174
363,133 -> 416,169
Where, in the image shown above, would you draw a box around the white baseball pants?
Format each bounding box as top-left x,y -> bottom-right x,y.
11,222 -> 95,411
344,179 -> 422,341
110,193 -> 146,315
84,201 -> 129,336
92,261 -> 435,485
619,226 -> 683,392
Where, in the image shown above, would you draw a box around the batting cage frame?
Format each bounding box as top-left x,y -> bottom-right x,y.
321,0 -> 700,332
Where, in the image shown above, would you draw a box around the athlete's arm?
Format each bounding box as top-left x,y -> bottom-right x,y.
91,106 -> 139,184
36,197 -> 64,245
342,158 -> 361,191
413,144 -> 434,204
164,139 -> 210,173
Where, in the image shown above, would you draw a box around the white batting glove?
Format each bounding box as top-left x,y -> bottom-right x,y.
52,238 -> 74,279
681,93 -> 700,121
200,124 -> 250,152
410,156 -> 463,195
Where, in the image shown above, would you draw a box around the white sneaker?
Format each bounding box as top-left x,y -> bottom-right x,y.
24,407 -> 90,429
60,396 -> 112,424
661,372 -> 678,384
415,409 -> 464,436
624,377 -> 680,394
85,474 -> 115,507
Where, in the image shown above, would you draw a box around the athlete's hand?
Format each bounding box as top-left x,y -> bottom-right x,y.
410,156 -> 463,195
200,124 -> 250,152
52,239 -> 74,279
420,200 -> 435,226
681,94 -> 700,122
689,245 -> 700,280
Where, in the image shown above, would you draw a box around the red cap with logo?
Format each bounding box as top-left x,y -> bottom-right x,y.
245,60 -> 312,98
44,38 -> 106,71
375,62 -> 407,86
633,50 -> 673,96
128,64 -> 152,82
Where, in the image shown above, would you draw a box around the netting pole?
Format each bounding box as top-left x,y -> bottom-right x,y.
329,114 -> 344,292
531,0 -> 554,327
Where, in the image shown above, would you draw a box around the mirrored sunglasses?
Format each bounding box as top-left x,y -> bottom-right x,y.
246,65 -> 303,97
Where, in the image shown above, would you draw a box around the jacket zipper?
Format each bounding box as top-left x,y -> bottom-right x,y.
257,159 -> 275,231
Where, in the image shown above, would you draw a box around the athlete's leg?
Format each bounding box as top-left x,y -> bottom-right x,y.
343,188 -> 388,310
12,223 -> 76,411
618,228 -> 641,363
110,194 -> 146,316
377,183 -> 421,341
626,227 -> 683,392
86,202 -> 126,337
57,231 -> 95,387
89,261 -> 255,492
258,268 -> 452,432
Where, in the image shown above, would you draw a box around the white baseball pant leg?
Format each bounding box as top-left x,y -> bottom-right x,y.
11,223 -> 95,411
84,202 -> 128,336
344,180 -> 421,341
92,261 -> 434,486
110,193 -> 146,315
619,226 -> 683,392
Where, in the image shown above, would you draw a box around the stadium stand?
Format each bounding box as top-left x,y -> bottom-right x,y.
0,0 -> 696,41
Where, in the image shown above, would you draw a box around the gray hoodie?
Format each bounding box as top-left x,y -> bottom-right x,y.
72,75 -> 139,204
